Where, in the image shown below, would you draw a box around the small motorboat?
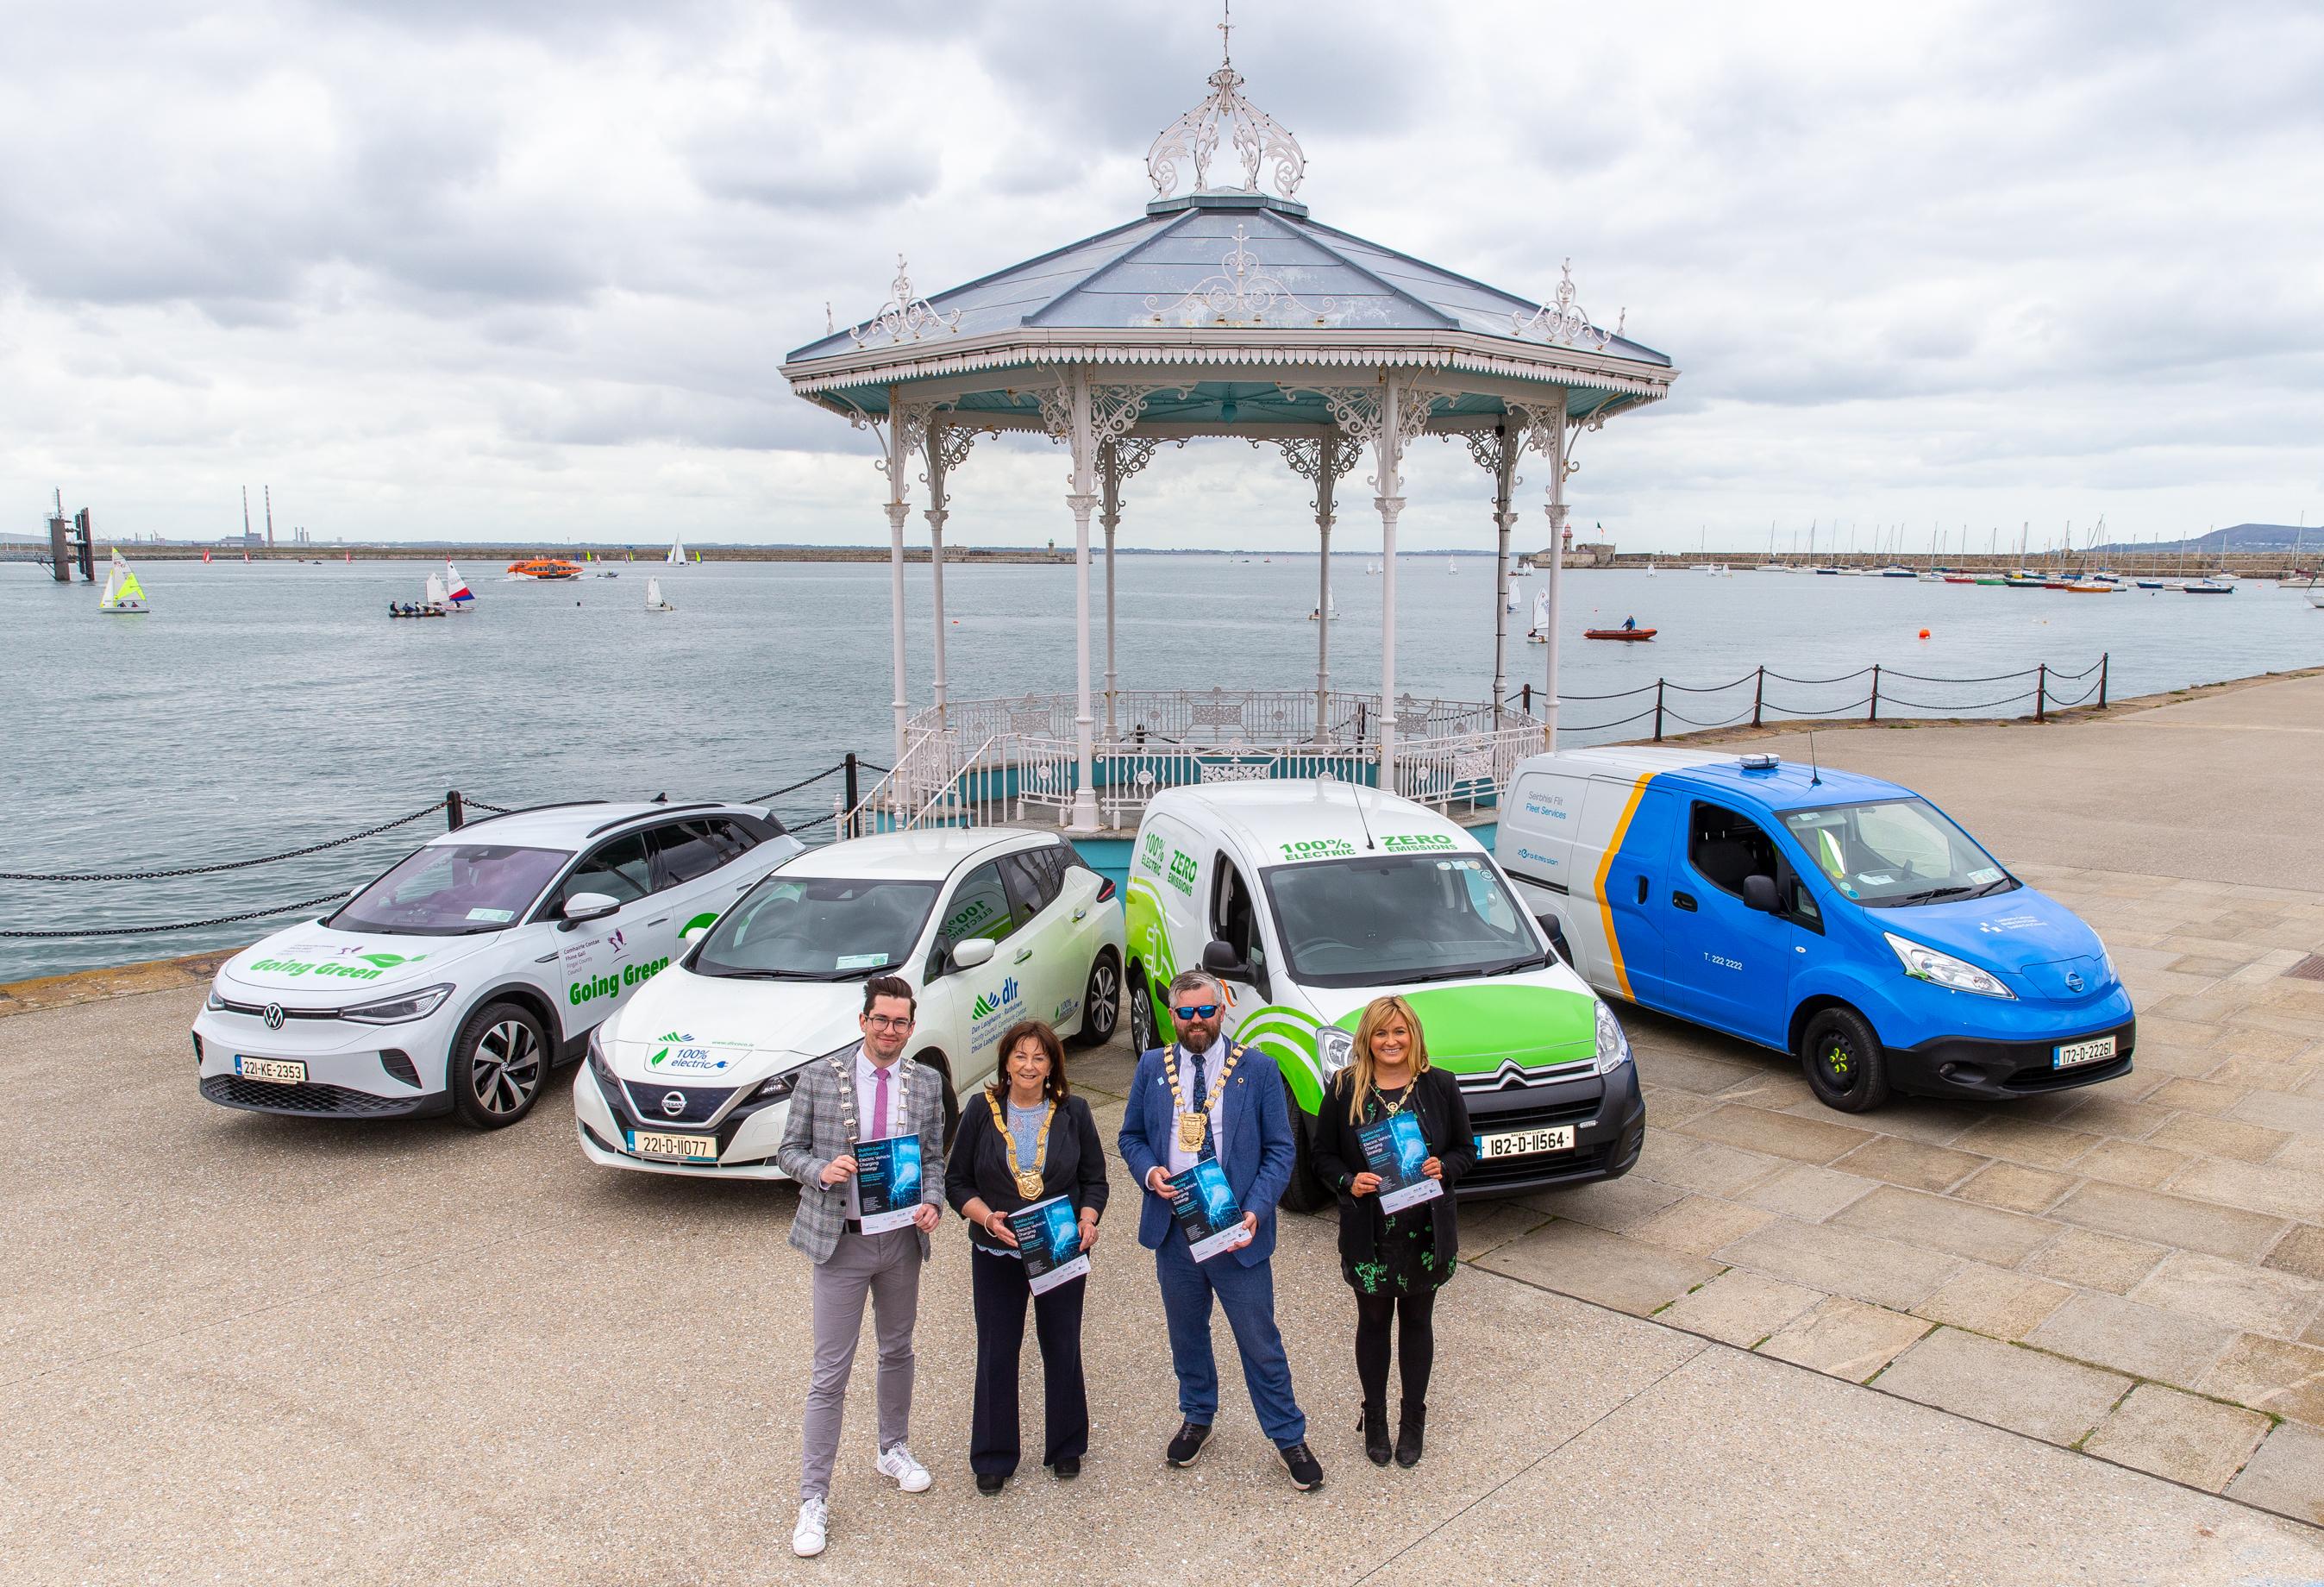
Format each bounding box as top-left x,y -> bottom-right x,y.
1943,574 -> 1978,584
2183,579 -> 2234,595
1585,626 -> 1657,641
2135,579 -> 2167,589
506,558 -> 584,580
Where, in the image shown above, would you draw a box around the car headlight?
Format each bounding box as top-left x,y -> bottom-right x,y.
1594,1000 -> 1632,1074
1884,932 -> 2015,1000
751,1064 -> 806,1104
1317,1027 -> 1355,1079
340,982 -> 457,1024
204,984 -> 226,1012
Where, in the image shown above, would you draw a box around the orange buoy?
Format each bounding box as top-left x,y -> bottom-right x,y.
1918,628 -> 1930,639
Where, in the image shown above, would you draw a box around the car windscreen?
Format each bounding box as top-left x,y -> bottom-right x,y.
1779,798 -> 2017,908
693,877 -> 938,981
1261,854 -> 1543,988
327,844 -> 569,937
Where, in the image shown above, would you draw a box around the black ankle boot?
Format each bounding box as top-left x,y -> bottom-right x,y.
1360,1401 -> 1391,1466
1394,1402 -> 1425,1468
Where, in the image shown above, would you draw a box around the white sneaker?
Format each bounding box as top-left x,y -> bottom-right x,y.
792,1498 -> 827,1559
874,1443 -> 932,1493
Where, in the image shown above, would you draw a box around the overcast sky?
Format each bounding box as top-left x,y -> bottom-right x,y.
5,0 -> 2321,555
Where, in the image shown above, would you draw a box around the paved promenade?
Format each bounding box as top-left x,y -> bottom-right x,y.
6,674 -> 2324,1584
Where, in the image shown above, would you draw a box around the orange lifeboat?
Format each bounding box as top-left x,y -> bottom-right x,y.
505,558 -> 584,580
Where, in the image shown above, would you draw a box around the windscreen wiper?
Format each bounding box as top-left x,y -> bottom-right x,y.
1481,955 -> 1549,975
1893,884 -> 1976,906
1966,876 -> 2016,898
705,968 -> 819,981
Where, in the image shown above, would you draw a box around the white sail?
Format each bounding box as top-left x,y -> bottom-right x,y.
100,549 -> 148,613
424,573 -> 449,608
647,576 -> 673,611
666,532 -> 686,567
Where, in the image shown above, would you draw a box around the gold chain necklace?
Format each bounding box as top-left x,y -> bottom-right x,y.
989,1091 -> 1056,1199
1369,1067 -> 1417,1122
1165,1041 -> 1243,1152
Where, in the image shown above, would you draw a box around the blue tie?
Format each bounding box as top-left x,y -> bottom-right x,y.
1187,1048 -> 1218,1163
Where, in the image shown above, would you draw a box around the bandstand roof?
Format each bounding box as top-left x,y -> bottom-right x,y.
780,45 -> 1676,437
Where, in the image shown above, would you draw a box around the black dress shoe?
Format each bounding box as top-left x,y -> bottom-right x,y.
1165,1421 -> 1212,1467
1279,1440 -> 1325,1490
976,1471 -> 1006,1496
1359,1402 -> 1391,1466
1051,1455 -> 1081,1481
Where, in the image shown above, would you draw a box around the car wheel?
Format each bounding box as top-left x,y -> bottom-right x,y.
1799,1006 -> 1890,1113
916,1048 -> 962,1151
1278,1069 -> 1331,1213
448,1000 -> 550,1130
1070,950 -> 1121,1050
1127,964 -> 1159,1055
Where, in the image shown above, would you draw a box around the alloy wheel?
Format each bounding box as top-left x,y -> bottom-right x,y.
1087,959 -> 1118,1036
470,1019 -> 542,1115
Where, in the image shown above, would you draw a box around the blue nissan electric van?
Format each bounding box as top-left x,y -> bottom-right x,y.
1496,748 -> 2134,1112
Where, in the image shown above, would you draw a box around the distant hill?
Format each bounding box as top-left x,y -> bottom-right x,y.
2095,523 -> 2317,554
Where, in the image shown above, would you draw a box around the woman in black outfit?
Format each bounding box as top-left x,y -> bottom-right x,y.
1311,994 -> 1474,1468
945,1018 -> 1109,1494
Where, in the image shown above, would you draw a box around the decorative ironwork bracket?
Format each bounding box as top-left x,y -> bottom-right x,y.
848,255 -> 962,348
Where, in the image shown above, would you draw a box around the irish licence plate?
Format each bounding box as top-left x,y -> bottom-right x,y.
235,1057 -> 306,1085
1475,1124 -> 1577,1160
2053,1035 -> 2117,1070
630,1129 -> 719,1163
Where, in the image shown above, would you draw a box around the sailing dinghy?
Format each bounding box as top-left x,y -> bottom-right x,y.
646,576 -> 675,612
666,533 -> 686,567
100,549 -> 148,614
1525,587 -> 1550,643
444,562 -> 475,609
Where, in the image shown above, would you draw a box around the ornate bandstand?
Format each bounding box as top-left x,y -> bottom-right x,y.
781,28 -> 1678,837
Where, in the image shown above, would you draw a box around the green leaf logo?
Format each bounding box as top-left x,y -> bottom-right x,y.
648,1047 -> 670,1067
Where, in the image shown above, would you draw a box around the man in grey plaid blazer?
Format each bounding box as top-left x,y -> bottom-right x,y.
776,975 -> 949,1559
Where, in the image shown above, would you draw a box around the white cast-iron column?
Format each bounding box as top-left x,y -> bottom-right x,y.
882,389 -> 913,769
1374,379 -> 1408,794
1099,442 -> 1121,738
923,420 -> 952,720
1065,374 -> 1101,831
1490,424 -> 1518,728
1314,433 -> 1339,737
1543,402 -> 1569,750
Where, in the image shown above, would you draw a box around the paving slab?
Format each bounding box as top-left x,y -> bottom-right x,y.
2227,1421 -> 2324,1527
1678,1103 -> 1874,1165
2050,1180 -> 2287,1262
1957,1160 -> 2077,1214
1870,1327 -> 2131,1447
1832,1184 -> 2057,1266
1733,1162 -> 1878,1222
1627,1129 -> 1786,1198
1714,1218 -> 1959,1312
1828,1134 -> 1987,1192
1911,1264 -> 2073,1340
2072,1138 -> 2189,1189
2023,1226 -> 2171,1294
2081,1383 -> 2275,1492
2265,1225 -> 2324,1282
1517,1170 -> 1684,1232
2168,1157 -> 2324,1225
1653,1270 -> 1825,1348
1757,1296 -> 1932,1381
2129,1251 -> 2324,1339
1474,1219 -> 1723,1318
2150,1112 -> 2294,1164
2200,1334 -> 2324,1427
1948,1117 -> 2102,1170
2026,1292 -> 2239,1388
1626,1193 -> 1775,1257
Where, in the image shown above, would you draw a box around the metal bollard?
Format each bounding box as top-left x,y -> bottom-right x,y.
2035,662 -> 2048,724
1869,664 -> 1881,723
446,790 -> 465,831
1752,666 -> 1764,729
1653,678 -> 1665,742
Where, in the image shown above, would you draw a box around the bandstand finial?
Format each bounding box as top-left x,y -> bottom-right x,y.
1146,6 -> 1306,202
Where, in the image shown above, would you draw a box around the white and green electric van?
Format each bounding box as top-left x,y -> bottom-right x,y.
1124,779 -> 1645,1209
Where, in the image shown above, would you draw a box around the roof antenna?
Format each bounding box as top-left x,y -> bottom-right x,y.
1807,731 -> 1822,787
1351,775 -> 1379,850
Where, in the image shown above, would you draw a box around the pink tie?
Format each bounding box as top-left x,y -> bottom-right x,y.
871,1065 -> 890,1138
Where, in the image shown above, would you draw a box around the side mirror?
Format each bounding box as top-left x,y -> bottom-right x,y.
1743,874 -> 1781,914
562,892 -> 621,929
1537,914 -> 1572,965
951,937 -> 998,970
1201,938 -> 1253,982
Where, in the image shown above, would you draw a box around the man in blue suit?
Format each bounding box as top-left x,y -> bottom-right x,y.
1118,968 -> 1324,1490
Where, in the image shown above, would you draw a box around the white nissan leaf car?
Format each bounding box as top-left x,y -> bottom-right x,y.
573,827 -> 1126,1178
191,801 -> 803,1128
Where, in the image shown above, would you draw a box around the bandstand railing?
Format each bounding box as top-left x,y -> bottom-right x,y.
842,687 -> 1546,837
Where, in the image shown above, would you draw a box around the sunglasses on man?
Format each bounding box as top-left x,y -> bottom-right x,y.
1172,1003 -> 1222,1021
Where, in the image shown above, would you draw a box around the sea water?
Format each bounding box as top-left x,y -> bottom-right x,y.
3,555 -> 2317,977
